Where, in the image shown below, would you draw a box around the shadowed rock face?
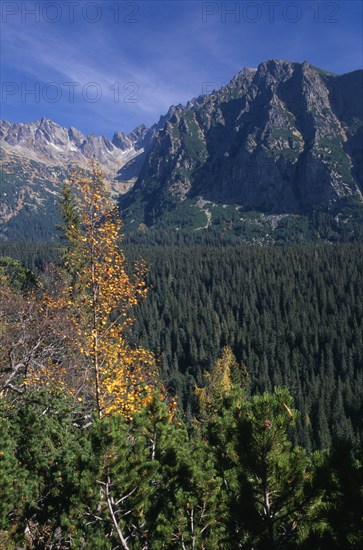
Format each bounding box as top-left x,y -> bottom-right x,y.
112,131 -> 132,151
123,60 -> 363,220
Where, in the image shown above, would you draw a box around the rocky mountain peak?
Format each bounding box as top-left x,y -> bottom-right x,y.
121,60 -> 363,226
128,124 -> 148,143
0,118 -> 150,170
68,126 -> 86,147
112,131 -> 131,151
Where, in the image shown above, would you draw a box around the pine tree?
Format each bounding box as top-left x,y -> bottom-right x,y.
203,385 -> 312,548
236,388 -> 310,548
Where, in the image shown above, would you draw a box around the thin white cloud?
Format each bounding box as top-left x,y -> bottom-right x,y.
2,0 -> 361,135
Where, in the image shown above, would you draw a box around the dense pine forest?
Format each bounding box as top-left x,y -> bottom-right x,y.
1,168 -> 362,547
2,240 -> 362,451
128,243 -> 363,451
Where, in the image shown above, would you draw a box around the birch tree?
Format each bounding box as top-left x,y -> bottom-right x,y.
53,162 -> 158,419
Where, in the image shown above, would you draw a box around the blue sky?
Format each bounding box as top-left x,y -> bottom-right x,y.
1,0 -> 362,137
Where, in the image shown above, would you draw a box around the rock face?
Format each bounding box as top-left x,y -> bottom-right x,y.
0,117 -> 149,177
0,119 -> 152,240
122,60 -> 363,224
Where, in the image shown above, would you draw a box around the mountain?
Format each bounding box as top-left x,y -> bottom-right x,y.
0,117 -> 151,186
120,60 -> 363,236
1,60 -> 363,242
0,118 -> 154,240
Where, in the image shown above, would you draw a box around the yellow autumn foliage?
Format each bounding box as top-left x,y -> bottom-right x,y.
36,162 -> 160,419
196,346 -> 239,416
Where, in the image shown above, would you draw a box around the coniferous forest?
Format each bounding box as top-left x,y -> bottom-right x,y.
0,167 -> 362,548
128,243 -> 363,451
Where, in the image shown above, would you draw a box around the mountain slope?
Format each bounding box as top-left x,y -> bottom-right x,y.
0,118 -> 151,240
121,60 -> 363,232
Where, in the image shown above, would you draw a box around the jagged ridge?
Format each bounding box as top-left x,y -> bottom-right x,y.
122,60 -> 363,227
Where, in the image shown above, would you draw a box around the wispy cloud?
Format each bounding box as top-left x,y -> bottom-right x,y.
1,0 -> 362,135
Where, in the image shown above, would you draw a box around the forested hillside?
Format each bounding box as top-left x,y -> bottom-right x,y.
128,243 -> 363,450
1,167 -> 362,547
1,239 -> 362,451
